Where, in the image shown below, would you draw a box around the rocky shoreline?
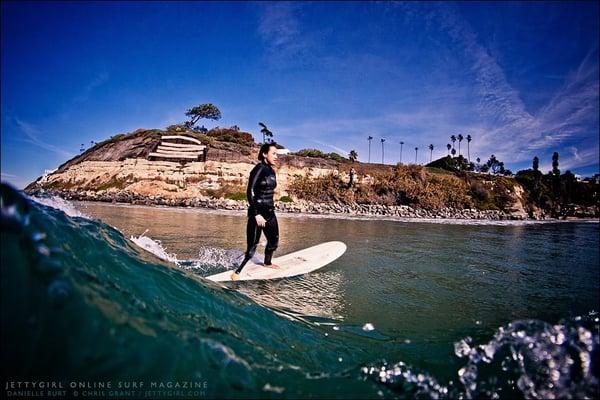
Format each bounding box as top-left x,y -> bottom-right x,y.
28,188 -> 551,221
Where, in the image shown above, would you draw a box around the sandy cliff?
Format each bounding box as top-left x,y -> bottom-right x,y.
24,129 -> 536,219
31,158 -> 348,201
25,129 -> 353,201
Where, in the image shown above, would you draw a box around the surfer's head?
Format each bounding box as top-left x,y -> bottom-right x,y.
258,142 -> 278,166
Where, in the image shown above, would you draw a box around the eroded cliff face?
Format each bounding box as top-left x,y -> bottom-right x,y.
26,129 -> 351,200
29,158 -> 348,201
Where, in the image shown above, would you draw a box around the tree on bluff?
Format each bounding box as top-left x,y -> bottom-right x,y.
552,152 -> 560,176
349,150 -> 358,162
258,122 -> 274,143
185,103 -> 222,128
482,154 -> 507,175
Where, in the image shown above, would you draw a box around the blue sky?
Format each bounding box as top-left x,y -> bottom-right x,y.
2,1 -> 598,188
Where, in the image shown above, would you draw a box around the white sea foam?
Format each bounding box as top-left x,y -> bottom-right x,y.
130,231 -> 179,264
29,193 -> 89,218
179,247 -> 246,273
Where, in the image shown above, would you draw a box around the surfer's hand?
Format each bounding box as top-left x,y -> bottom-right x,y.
231,272 -> 241,281
255,215 -> 266,227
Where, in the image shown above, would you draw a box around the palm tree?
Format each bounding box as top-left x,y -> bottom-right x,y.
399,141 -> 404,164
466,134 -> 472,162
450,135 -> 456,152
457,134 -> 464,156
381,138 -> 386,164
367,136 -> 373,163
552,152 -> 560,176
447,143 -> 451,156
415,147 -> 419,164
259,122 -> 267,142
428,144 -> 434,162
258,122 -> 273,143
532,156 -> 539,172
349,150 -> 358,162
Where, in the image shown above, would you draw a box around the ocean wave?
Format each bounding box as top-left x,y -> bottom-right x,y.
28,190 -> 89,218
2,183 -> 598,399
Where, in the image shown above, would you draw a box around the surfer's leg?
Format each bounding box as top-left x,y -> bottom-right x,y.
263,214 -> 279,267
235,216 -> 262,274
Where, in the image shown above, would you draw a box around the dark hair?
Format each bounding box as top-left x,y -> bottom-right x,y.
258,142 -> 277,161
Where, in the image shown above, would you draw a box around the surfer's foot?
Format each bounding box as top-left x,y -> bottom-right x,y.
262,263 -> 280,269
231,272 -> 241,281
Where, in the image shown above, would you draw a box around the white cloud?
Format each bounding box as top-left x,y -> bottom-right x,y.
310,140 -> 349,156
274,108 -> 488,163
538,144 -> 600,174
396,3 -> 599,170
57,72 -> 110,122
258,2 -> 301,47
569,146 -> 581,161
72,72 -> 110,104
13,117 -> 75,158
534,48 -> 599,146
0,171 -> 30,190
255,2 -> 597,170
257,2 -> 312,65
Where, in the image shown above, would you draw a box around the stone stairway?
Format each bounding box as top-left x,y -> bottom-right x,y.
148,135 -> 207,162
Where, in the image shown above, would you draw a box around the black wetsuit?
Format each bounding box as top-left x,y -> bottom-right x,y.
235,161 -> 279,273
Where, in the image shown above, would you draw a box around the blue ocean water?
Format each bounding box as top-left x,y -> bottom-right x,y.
2,183 -> 599,399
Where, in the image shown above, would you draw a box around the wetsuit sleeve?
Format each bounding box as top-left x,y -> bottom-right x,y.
247,164 -> 264,215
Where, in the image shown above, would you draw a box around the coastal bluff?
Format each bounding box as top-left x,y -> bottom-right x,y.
24,129 -> 550,220
24,128 -> 350,204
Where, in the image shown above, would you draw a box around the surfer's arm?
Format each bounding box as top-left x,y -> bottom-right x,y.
247,164 -> 265,215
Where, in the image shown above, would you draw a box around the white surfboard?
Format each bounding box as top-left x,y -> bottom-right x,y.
205,241 -> 347,282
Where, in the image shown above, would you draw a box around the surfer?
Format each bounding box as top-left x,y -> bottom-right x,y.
231,142 -> 280,281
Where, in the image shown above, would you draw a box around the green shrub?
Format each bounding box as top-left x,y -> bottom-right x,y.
293,148 -> 325,158
205,185 -> 247,200
426,155 -> 471,171
469,181 -> 496,210
93,175 -> 134,191
292,148 -> 349,162
204,189 -> 220,198
166,124 -> 188,132
225,192 -> 247,201
287,165 -> 474,209
327,152 -> 348,162
207,128 -> 255,146
279,195 -> 293,203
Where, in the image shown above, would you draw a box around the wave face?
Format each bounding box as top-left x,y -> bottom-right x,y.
2,183 -> 598,399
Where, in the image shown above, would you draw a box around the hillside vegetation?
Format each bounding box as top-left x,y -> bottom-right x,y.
289,160 -> 598,217
289,164 -> 515,211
